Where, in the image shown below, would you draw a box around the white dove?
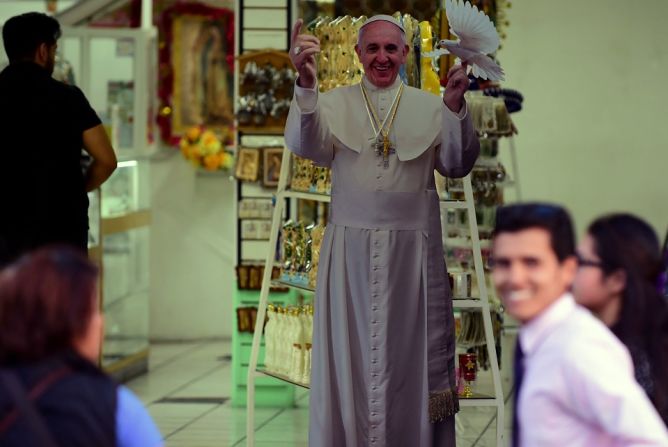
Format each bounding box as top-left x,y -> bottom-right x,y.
423,0 -> 505,81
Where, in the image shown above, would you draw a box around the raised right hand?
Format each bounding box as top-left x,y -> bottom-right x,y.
289,19 -> 320,89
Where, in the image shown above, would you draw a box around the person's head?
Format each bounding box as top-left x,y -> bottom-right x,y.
0,246 -> 103,365
355,15 -> 408,88
573,214 -> 664,328
491,203 -> 577,323
2,12 -> 61,73
574,214 -> 668,419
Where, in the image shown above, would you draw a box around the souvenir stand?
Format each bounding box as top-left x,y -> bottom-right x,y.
230,0 -> 301,407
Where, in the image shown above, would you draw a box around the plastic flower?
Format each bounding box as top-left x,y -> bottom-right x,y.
186,126 -> 202,142
201,130 -> 222,155
178,125 -> 235,172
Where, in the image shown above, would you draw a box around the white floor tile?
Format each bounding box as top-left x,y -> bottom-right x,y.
124,340 -> 514,446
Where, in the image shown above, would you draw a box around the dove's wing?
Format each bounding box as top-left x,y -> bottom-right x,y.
443,44 -> 504,81
467,53 -> 505,81
445,0 -> 500,55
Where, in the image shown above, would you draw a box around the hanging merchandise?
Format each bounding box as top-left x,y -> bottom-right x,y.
237,56 -> 296,129
290,155 -> 331,195
280,222 -> 326,289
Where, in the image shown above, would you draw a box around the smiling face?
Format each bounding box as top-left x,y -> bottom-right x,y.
492,228 -> 577,323
355,21 -> 408,88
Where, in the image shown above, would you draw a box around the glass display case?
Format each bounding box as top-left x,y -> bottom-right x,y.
59,26 -> 157,156
60,26 -> 157,380
100,159 -> 151,379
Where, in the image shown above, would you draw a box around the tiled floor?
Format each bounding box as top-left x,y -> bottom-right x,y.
126,334 -> 517,446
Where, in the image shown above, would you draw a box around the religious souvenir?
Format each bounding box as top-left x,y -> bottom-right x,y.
452,271 -> 472,298
236,307 -> 253,333
235,147 -> 260,181
458,352 -> 477,397
236,264 -> 249,289
262,148 -> 283,187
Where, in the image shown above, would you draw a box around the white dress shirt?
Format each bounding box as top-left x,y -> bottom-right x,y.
517,293 -> 668,446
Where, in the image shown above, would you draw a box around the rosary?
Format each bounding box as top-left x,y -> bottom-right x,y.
360,82 -> 404,168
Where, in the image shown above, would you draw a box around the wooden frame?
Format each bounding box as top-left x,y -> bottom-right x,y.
262,147 -> 283,187
235,147 -> 260,182
171,15 -> 235,136
157,2 -> 234,144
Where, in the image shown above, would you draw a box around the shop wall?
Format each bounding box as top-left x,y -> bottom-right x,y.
498,0 -> 668,237
148,4 -> 285,340
149,150 -> 236,340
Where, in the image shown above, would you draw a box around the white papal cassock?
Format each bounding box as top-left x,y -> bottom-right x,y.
285,75 -> 480,446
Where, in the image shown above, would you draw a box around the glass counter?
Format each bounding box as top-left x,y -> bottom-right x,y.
60,25 -> 156,381
99,158 -> 151,380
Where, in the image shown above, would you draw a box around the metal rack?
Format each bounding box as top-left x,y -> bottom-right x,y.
245,149 -> 506,446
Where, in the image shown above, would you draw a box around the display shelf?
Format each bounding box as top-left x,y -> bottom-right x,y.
256,368 -> 310,389
459,397 -> 499,407
257,368 -> 494,397
101,210 -> 151,235
232,286 -> 299,407
272,279 -> 315,293
247,146 -> 505,446
103,286 -> 151,311
440,200 -> 469,209
60,26 -> 158,156
282,189 -> 331,203
238,126 -> 285,135
272,283 -> 483,307
453,298 -> 483,308
104,347 -> 149,382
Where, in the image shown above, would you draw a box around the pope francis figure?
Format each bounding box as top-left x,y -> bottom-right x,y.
285,15 -> 480,446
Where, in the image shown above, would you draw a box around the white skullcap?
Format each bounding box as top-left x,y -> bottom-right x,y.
360,14 -> 405,34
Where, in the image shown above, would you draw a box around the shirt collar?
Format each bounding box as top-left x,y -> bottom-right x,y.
361,75 -> 403,93
519,293 -> 576,356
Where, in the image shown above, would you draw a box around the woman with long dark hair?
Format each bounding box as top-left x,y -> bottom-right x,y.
0,246 -> 162,446
573,214 -> 668,425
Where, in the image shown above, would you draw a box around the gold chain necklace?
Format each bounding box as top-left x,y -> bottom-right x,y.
360,81 -> 404,168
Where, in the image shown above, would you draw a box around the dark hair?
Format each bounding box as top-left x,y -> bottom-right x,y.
588,214 -> 668,421
493,203 -> 576,261
0,246 -> 98,364
2,12 -> 61,63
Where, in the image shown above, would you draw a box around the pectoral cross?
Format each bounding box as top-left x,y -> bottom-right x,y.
374,135 -> 395,169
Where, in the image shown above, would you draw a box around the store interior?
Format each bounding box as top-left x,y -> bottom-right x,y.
0,0 -> 666,445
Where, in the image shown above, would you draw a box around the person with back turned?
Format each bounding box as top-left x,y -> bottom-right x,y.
0,12 -> 117,267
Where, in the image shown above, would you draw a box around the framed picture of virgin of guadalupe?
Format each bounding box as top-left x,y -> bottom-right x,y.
157,3 -> 235,143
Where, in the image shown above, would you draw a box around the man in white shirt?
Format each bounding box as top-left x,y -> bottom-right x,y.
491,203 -> 668,447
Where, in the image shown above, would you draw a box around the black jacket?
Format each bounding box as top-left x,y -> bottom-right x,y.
0,350 -> 117,447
